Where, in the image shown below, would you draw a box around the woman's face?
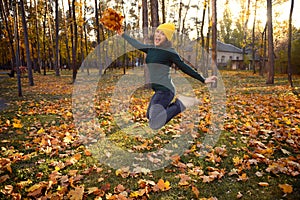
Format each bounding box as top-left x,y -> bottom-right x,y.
154,29 -> 167,46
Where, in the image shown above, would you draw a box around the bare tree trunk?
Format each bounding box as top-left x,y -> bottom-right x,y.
83,0 -> 89,75
43,3 -> 47,75
61,1 -> 71,69
20,0 -> 34,86
150,0 -> 159,27
34,0 -> 41,73
46,2 -> 54,71
288,0 -> 294,87
72,0 -> 78,83
242,0 -> 251,70
13,1 -> 22,97
95,0 -> 100,44
200,0 -> 207,74
211,0 -> 217,88
252,0 -> 257,74
68,0 -> 74,70
181,0 -> 191,36
142,0 -> 150,87
0,0 -> 16,77
204,0 -> 210,78
54,0 -> 60,76
161,0 -> 166,23
266,0 -> 274,84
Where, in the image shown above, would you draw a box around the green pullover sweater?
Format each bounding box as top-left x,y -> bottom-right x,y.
122,34 -> 206,92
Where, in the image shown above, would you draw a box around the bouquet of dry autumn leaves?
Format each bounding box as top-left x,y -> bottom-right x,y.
100,8 -> 124,31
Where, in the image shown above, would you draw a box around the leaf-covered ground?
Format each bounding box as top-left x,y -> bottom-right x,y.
0,70 -> 299,200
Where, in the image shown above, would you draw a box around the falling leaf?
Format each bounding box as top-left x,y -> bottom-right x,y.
278,184 -> 293,194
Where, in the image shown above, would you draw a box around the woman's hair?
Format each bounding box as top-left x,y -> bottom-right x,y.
160,40 -> 172,48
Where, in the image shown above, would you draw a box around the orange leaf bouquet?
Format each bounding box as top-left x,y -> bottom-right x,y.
100,8 -> 124,31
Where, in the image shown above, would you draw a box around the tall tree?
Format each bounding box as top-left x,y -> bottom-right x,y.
161,0 -> 166,23
150,0 -> 159,27
42,1 -> 47,75
20,0 -> 34,86
200,0 -> 208,75
287,0 -> 294,87
54,0 -> 60,76
181,0 -> 191,35
94,0 -> 100,44
251,0 -> 258,74
142,0 -> 148,35
242,0 -> 251,69
266,0 -> 274,84
34,0 -> 41,73
219,0 -> 232,44
205,0 -> 210,77
13,1 -> 22,96
0,0 -> 16,77
211,0 -> 217,87
142,0 -> 150,86
71,0 -> 78,83
61,1 -> 71,69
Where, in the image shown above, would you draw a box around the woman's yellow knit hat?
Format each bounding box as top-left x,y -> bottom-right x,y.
156,23 -> 175,41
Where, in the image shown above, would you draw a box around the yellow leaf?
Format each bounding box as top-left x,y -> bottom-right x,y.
13,122 -> 23,129
27,182 -> 46,192
278,184 -> 293,194
66,111 -> 73,117
130,189 -> 145,198
37,128 -> 45,134
17,179 -> 32,188
233,156 -> 242,166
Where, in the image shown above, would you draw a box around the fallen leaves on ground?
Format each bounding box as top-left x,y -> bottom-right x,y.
0,71 -> 299,199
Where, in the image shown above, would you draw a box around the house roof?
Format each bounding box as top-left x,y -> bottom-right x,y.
217,41 -> 242,53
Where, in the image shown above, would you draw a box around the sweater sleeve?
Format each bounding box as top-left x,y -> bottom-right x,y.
122,34 -> 151,53
170,50 -> 206,83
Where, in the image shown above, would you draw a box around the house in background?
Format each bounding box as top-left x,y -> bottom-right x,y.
181,39 -> 244,70
215,41 -> 244,69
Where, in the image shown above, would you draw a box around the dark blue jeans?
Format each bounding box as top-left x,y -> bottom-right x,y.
146,90 -> 185,130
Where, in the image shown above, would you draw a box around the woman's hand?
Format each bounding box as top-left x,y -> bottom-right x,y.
204,75 -> 217,84
117,28 -> 124,36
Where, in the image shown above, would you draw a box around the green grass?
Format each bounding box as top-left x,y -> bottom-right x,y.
0,69 -> 299,199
